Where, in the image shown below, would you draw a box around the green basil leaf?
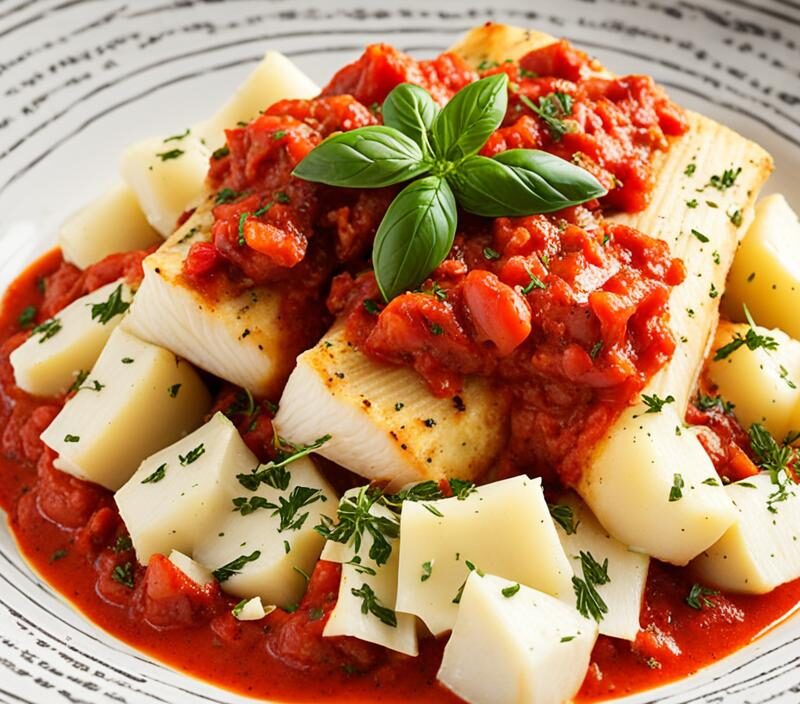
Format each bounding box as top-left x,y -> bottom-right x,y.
450,149 -> 607,216
373,176 -> 457,301
430,73 -> 508,162
293,126 -> 429,188
382,83 -> 438,157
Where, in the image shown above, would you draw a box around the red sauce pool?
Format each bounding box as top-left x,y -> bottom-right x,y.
2,250 -> 800,703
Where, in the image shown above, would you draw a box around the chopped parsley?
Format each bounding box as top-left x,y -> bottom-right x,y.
691,228 -> 709,243
684,163 -> 697,177
728,208 -> 743,227
590,341 -> 603,359
521,265 -> 547,294
32,318 -> 62,343
780,365 -> 797,389
351,583 -> 397,627
702,477 -> 720,486
549,503 -> 579,535
430,322 -> 444,336
112,562 -> 135,588
748,423 -> 797,513
641,393 -> 675,414
231,496 -> 275,516
212,145 -> 230,160
316,486 -> 400,566
669,473 -> 685,502
237,435 -> 331,490
168,383 -> 182,398
707,166 -> 742,191
179,444 -> 205,466
49,548 -> 68,563
363,299 -> 380,315
572,551 -> 610,622
90,285 -> 130,324
163,127 -> 190,142
213,551 -> 261,582
215,187 -> 243,204
452,560 -> 483,604
686,199 -> 698,209
685,583 -> 719,610
141,463 -> 167,484
709,283 -> 719,299
113,535 -> 133,552
694,393 -> 735,414
155,148 -> 184,161
121,357 -> 134,364
501,583 -> 521,598
483,246 -> 501,260
64,434 -> 80,443
18,305 -> 36,329
238,212 -> 250,246
520,92 -> 574,141
421,560 -> 433,582
449,478 -> 477,500
713,305 -> 778,360
274,485 -> 327,532
69,369 -> 89,393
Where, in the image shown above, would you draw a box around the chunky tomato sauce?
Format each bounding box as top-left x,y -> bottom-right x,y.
3,36 -> 800,704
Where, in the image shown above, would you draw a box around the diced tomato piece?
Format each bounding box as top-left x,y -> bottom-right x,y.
35,449 -> 105,529
462,270 -> 531,357
134,553 -> 221,630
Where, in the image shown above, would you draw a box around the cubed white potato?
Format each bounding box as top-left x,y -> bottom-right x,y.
723,194 -> 800,340
195,51 -> 320,149
120,133 -> 209,237
322,488 -> 418,656
274,326 -> 510,490
58,184 -> 161,269
707,320 -> 800,440
578,403 -> 737,566
691,473 -> 800,594
168,550 -> 214,586
395,476 -> 573,636
10,280 -> 134,397
438,573 -> 598,704
116,413 -> 253,563
124,205 -> 308,397
553,493 -> 648,641
232,596 -> 273,621
41,327 -> 211,491
193,456 -> 336,609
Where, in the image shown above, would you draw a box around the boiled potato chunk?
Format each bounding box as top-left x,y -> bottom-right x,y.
437,573 -> 598,704
723,194 -> 800,340
168,550 -> 214,586
578,403 -> 737,566
10,280 -> 133,397
120,133 -> 209,237
322,488 -> 418,656
58,184 -> 161,269
691,473 -> 800,593
396,476 -> 573,636
194,456 -> 336,609
554,493 -> 648,641
41,327 -> 210,491
196,51 -> 320,149
116,413 -> 253,563
124,205 -> 305,397
707,320 -> 800,440
274,326 -> 510,490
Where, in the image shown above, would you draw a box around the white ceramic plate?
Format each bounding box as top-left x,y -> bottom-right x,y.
1,1 -> 798,702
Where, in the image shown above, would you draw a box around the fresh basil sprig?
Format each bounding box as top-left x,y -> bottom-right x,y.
293,73 -> 606,301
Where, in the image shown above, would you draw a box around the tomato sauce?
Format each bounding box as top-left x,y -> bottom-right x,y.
3,37 -> 800,704
189,40 -> 691,486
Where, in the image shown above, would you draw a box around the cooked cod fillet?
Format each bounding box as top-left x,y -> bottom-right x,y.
123,200 -> 306,397
274,326 -> 510,489
451,23 -> 773,565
